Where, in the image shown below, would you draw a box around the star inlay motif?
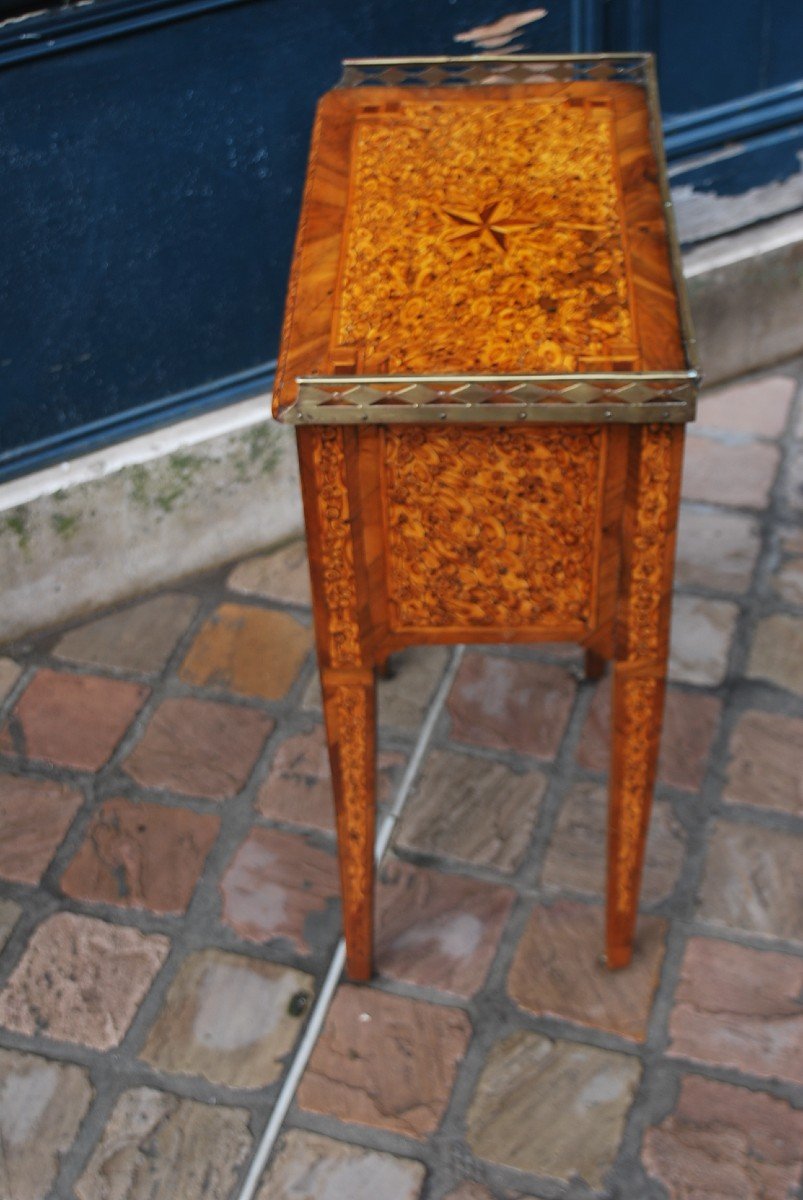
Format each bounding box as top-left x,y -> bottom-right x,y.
439,199 -> 540,254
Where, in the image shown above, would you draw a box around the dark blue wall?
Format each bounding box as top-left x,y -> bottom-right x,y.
1,0 -> 801,481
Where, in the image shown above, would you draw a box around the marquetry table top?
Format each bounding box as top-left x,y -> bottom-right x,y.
273,56 -> 699,426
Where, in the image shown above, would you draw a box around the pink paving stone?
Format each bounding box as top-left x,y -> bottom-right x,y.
667,937 -> 803,1084
542,783 -> 685,905
0,658 -> 21,704
696,375 -> 795,438
747,614 -> 803,695
696,820 -> 803,942
0,912 -> 169,1049
669,595 -> 738,687
123,695 -> 273,800
257,1130 -> 426,1200
396,748 -> 547,873
447,652 -> 576,758
179,603 -> 312,700
0,669 -> 149,770
643,1075 -> 803,1200
75,1086 -> 252,1200
0,776 -> 83,884
218,826 -> 339,953
723,710 -> 803,815
60,795 -> 220,915
675,505 -> 761,593
681,435 -> 780,509
577,679 -> 720,791
375,859 -> 515,997
227,540 -> 311,606
508,901 -> 667,1041
0,1048 -> 94,1200
297,985 -> 471,1139
53,592 -> 199,674
255,724 -> 404,834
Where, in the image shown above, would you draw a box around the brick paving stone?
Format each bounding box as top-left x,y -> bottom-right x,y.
0,657 -> 21,704
0,899 -> 20,951
124,696 -> 273,800
140,947 -> 312,1088
781,442 -> 803,515
681,435 -> 780,509
255,724 -> 404,834
0,1048 -> 93,1200
577,679 -> 720,791
773,526 -> 803,604
53,593 -> 199,674
227,539 -> 311,606
0,912 -> 169,1049
643,1075 -> 803,1200
697,820 -> 803,941
747,613 -> 803,694
0,776 -> 83,884
446,653 -> 576,759
507,901 -> 667,1041
774,556 -> 803,604
0,669 -> 149,770
675,506 -> 761,593
75,1086 -> 252,1200
465,1031 -> 641,1188
377,645 -> 452,731
60,795 -> 220,915
257,1129 -> 426,1200
696,375 -> 795,438
179,602 -> 312,700
304,645 -> 452,733
669,596 -> 738,686
668,937 -> 803,1084
375,859 -> 515,997
542,782 -> 685,904
297,985 -> 471,1139
396,748 -> 546,873
723,710 -> 803,815
218,826 -> 339,953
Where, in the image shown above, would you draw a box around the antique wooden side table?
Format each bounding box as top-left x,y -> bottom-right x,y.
273,54 -> 699,981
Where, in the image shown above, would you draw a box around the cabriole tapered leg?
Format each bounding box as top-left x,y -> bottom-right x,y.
606,425 -> 684,969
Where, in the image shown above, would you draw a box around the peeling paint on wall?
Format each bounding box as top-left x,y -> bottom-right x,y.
454,8 -> 547,51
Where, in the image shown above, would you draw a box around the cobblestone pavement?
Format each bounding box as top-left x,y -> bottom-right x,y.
1,363 -> 802,1200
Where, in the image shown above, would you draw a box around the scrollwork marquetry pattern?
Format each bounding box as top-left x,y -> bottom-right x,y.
615,675 -> 660,914
311,428 -> 362,666
625,425 -> 675,661
332,684 -> 373,963
336,97 -> 637,375
383,425 -> 602,629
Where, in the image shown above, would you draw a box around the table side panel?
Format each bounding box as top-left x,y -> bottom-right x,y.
379,423 -> 607,637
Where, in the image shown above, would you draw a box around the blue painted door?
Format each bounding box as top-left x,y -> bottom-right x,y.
0,0 -> 800,482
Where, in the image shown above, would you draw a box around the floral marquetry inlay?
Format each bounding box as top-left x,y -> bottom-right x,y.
382,425 -> 603,630
335,97 -> 637,375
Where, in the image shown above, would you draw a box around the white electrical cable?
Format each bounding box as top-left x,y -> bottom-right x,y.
235,645 -> 465,1200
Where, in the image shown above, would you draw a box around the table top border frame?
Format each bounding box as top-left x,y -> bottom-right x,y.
278,54 -> 700,427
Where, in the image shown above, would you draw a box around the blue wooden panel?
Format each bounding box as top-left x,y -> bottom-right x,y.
0,0 -> 577,480
1,0 -> 801,481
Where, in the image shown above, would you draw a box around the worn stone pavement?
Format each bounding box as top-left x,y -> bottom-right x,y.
1,362 -> 802,1200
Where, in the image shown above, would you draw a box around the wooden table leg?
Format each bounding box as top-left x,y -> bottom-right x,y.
297,426 -> 378,981
321,670 -> 376,981
606,425 -> 684,969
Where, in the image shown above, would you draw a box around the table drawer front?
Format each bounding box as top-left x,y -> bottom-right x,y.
381,425 -> 605,635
